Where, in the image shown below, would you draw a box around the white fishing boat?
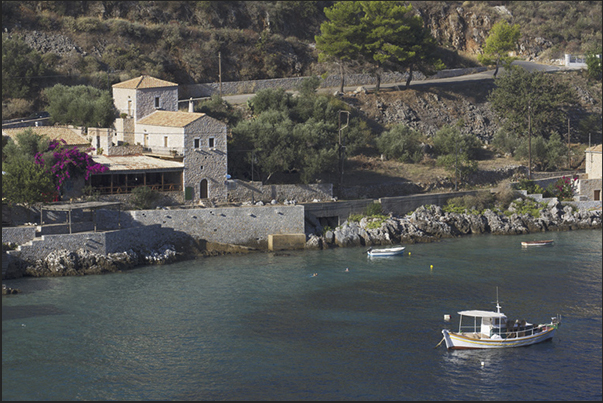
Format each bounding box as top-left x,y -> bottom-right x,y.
366,246 -> 406,257
439,290 -> 561,350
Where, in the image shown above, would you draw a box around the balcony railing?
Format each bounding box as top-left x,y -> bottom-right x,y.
142,146 -> 184,157
92,183 -> 183,195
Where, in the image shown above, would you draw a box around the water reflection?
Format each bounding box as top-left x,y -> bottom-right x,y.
2,304 -> 65,321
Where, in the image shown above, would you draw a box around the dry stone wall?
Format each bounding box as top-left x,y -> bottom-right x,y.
179,68 -> 486,98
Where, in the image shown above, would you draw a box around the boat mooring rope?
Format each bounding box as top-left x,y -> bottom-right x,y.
434,337 -> 445,348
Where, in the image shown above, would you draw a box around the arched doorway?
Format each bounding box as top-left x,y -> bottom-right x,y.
200,179 -> 208,199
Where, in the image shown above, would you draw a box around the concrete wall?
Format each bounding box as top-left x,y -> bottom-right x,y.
268,234 -> 306,251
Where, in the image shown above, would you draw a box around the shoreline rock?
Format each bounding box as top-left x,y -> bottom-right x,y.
22,245 -> 181,277
306,201 -> 602,249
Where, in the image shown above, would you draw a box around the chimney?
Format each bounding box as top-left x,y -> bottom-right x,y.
188,98 -> 194,113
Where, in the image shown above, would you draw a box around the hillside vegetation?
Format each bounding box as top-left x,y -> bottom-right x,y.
2,1 -> 601,197
2,2 -> 601,106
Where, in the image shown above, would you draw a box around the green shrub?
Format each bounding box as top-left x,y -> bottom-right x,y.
443,191 -> 495,214
348,213 -> 364,222
505,198 -> 547,217
131,186 -> 159,210
376,124 -> 424,163
514,178 -> 544,194
366,203 -> 383,216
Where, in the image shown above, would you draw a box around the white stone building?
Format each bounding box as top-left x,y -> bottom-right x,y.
89,75 -> 228,203
578,144 -> 602,201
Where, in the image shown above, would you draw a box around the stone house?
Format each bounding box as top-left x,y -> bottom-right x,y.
89,75 -> 228,203
578,144 -> 602,201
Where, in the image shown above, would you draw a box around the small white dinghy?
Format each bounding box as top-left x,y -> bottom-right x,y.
521,240 -> 554,247
366,246 -> 406,257
439,289 -> 561,349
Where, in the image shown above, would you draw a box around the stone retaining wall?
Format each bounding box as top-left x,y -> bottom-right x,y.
2,226 -> 37,245
380,191 -> 479,217
5,225 -> 173,262
180,68 -> 487,98
226,180 -> 333,203
97,204 -> 305,249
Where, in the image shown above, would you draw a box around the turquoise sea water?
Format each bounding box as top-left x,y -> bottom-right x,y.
2,229 -> 602,400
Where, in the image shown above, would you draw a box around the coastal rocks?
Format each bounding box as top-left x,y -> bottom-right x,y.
23,246 -> 179,277
306,203 -> 602,249
142,244 -> 178,264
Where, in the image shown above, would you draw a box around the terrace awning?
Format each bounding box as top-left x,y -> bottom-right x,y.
40,201 -> 122,234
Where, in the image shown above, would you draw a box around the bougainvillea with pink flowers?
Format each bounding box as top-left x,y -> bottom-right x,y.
34,139 -> 108,192
549,175 -> 578,201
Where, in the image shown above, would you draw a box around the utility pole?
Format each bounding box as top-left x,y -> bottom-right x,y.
338,110 -> 350,193
218,51 -> 222,96
455,145 -> 462,191
528,104 -> 532,179
567,116 -> 571,169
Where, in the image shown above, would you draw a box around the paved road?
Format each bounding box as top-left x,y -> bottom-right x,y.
222,60 -> 573,104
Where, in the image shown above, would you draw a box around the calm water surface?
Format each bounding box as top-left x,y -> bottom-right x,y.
2,230 -> 601,400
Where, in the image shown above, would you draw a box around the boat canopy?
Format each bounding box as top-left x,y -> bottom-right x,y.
458,310 -> 506,318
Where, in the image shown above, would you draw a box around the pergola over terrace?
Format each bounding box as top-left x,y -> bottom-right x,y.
89,154 -> 184,195
40,201 -> 122,234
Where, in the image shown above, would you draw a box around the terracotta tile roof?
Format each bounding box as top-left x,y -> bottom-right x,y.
91,155 -> 183,172
2,126 -> 90,147
112,75 -> 178,89
585,144 -> 602,153
137,111 -> 206,127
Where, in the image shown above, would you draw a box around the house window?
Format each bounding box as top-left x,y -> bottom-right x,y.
194,138 -> 200,149
164,136 -> 168,147
208,137 -> 215,148
595,190 -> 601,201
155,96 -> 160,108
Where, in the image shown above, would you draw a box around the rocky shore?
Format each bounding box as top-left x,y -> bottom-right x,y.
2,199 -> 600,285
306,199 -> 602,249
9,244 -> 180,279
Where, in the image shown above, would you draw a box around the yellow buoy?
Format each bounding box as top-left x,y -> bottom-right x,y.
430,265 -> 433,269
409,252 -> 411,256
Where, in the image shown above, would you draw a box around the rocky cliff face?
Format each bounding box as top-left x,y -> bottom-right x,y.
343,78 -> 500,142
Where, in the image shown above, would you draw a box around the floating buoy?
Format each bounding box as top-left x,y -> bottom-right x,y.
430,265 -> 433,270
481,361 -> 485,366
444,314 -> 451,322
409,252 -> 411,256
